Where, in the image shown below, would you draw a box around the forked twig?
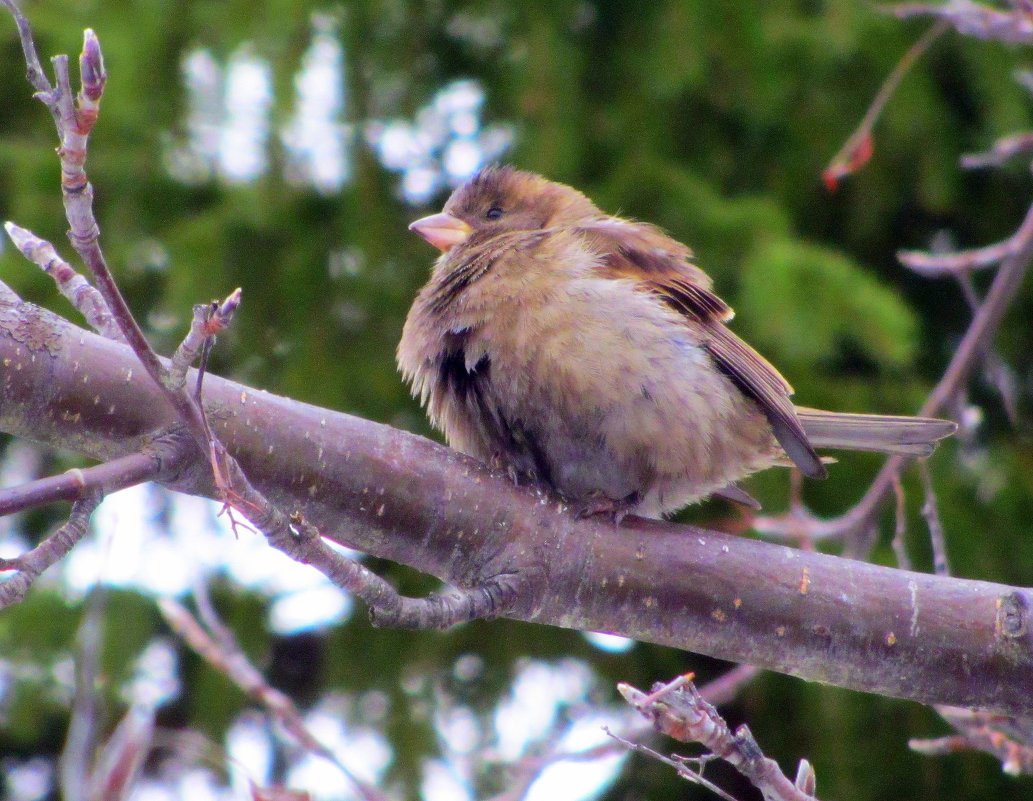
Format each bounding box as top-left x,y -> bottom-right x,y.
618,675 -> 820,801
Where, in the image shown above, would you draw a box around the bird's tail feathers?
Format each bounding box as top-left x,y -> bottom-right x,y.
795,407 -> 956,457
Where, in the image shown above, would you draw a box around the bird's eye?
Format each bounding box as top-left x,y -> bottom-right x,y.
485,206 -> 503,221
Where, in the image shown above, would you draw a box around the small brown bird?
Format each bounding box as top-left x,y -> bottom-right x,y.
399,165 -> 955,519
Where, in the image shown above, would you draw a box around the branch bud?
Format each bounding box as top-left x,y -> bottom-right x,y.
79,28 -> 107,103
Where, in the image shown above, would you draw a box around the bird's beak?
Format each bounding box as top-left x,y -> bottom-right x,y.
409,213 -> 473,252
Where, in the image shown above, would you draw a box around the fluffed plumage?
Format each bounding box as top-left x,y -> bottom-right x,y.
398,165 -> 955,519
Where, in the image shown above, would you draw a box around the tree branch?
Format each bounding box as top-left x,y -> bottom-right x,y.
4,221 -> 123,341
0,452 -> 162,515
619,674 -> 819,801
754,194 -> 1033,554
0,493 -> 101,608
887,1 -> 1033,45
0,292 -> 1029,715
160,588 -> 389,801
911,706 -> 1033,775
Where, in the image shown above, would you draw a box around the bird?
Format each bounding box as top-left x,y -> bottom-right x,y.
398,164 -> 955,520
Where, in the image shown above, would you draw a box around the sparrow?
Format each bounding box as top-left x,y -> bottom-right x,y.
399,165 -> 955,519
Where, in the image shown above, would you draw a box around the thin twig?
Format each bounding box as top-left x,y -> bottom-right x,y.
489,663 -> 762,801
263,505 -> 522,630
919,202 -> 1033,416
891,473 -> 911,570
887,1 -> 1033,45
961,131 -> 1033,169
486,714 -> 635,801
605,729 -> 741,801
3,222 -> 123,340
823,19 -> 948,189
60,585 -> 107,801
911,707 -> 1033,775
0,0 -> 55,104
0,493 -> 101,608
755,195 -> 1033,553
86,703 -> 155,801
918,460 -> 950,576
619,675 -> 820,801
169,289 -> 242,391
159,594 -> 389,801
0,453 -> 160,517
899,204 -> 1033,276
698,664 -> 759,707
956,272 -> 1021,425
763,0 -> 1033,554
1,11 -> 483,628
9,20 -> 213,457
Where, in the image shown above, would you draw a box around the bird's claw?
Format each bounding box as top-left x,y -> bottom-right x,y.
573,491 -> 641,525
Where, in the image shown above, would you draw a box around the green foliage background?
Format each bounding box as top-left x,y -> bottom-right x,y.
1,1 -> 1032,799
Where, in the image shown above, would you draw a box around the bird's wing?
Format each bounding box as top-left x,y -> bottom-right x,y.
576,217 -> 826,479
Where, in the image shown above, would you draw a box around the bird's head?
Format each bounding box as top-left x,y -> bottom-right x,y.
409,164 -> 599,252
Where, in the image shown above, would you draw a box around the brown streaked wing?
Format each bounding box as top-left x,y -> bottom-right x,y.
579,215 -> 826,479
704,326 -> 825,478
577,217 -> 730,323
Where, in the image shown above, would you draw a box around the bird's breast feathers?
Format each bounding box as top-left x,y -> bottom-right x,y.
400,249 -> 778,503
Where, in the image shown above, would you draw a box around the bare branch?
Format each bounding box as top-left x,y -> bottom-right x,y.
961,131 -> 1033,169
755,195 -> 1033,554
0,493 -> 100,608
2,18 -> 213,455
891,473 -> 911,570
619,675 -> 820,801
918,206 -> 1033,414
256,502 -> 529,630
886,1 -> 1033,45
489,663 -> 762,801
0,13 -> 435,635
605,729 -> 742,801
60,587 -> 107,801
0,453 -> 160,516
911,707 -> 1033,775
823,20 -> 947,190
899,237 -> 1019,275
918,460 -> 950,576
168,289 -> 242,390
0,0 -> 54,101
86,704 -> 154,801
956,272 -> 1021,424
159,593 -> 389,801
0,0 -> 1031,729
696,664 -> 759,707
898,205 -> 1033,275
4,221 -> 123,340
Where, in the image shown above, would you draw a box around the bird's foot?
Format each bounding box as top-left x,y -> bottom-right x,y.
489,454 -> 540,487
573,491 -> 642,525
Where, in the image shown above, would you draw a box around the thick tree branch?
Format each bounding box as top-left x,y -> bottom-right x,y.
1,293 -> 1030,715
